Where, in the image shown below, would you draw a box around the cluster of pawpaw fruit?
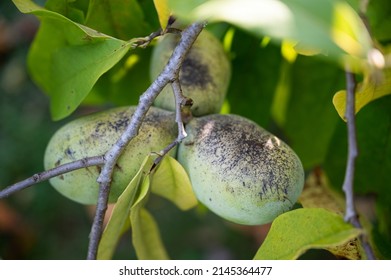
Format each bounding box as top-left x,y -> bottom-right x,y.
44,29 -> 304,226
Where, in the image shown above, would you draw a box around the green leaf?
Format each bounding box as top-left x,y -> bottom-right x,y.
150,156 -> 198,211
85,0 -> 149,40
254,208 -> 361,260
130,190 -> 170,260
44,0 -> 87,23
13,0 -> 133,120
153,0 -> 171,30
333,68 -> 391,120
168,0 -> 373,69
367,0 -> 391,42
324,94 -> 391,204
227,29 -> 282,127
97,155 -> 156,260
85,48 -> 153,107
277,56 -> 345,169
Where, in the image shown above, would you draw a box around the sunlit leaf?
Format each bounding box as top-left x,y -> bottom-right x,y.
97,155 -> 156,260
13,0 -> 134,120
153,0 -> 171,30
168,0 -> 373,69
150,156 -> 198,211
254,208 -> 361,260
333,68 -> 391,120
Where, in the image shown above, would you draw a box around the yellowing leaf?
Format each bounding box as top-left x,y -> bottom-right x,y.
150,156 -> 198,211
97,155 -> 156,260
253,208 -> 361,260
299,170 -> 364,259
168,0 -> 373,70
333,68 -> 391,120
331,1 -> 372,59
153,0 -> 171,30
130,201 -> 170,260
300,170 -> 345,215
281,40 -> 298,63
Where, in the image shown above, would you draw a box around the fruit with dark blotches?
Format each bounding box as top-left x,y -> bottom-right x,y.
150,29 -> 231,116
177,114 -> 304,225
44,106 -> 177,204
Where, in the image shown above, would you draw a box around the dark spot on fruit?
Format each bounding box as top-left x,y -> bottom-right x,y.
65,147 -> 76,159
59,175 -> 64,180
55,159 -> 61,167
226,186 -> 235,194
96,166 -> 101,174
180,52 -> 213,89
184,141 -> 194,146
115,163 -> 123,172
108,116 -> 130,132
65,148 -> 72,155
95,121 -> 105,134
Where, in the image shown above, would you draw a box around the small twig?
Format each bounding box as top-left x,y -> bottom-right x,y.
171,79 -> 191,141
132,16 -> 181,48
343,69 -> 376,260
86,22 -> 206,260
0,156 -> 104,199
132,29 -> 164,48
152,79 -> 193,167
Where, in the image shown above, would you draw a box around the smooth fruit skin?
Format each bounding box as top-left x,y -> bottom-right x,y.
44,106 -> 177,205
150,30 -> 231,116
177,114 -> 304,225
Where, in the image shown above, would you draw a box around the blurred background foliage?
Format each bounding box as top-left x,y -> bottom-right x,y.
1,0 -> 391,259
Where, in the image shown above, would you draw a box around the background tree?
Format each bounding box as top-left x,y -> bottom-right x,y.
1,0 -> 391,260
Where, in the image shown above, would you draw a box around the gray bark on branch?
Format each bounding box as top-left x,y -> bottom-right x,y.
343,69 -> 376,260
0,156 -> 104,199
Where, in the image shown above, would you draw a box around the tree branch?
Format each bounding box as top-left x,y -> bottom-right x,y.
86,22 -> 206,260
343,70 -> 358,223
343,69 -> 376,260
152,79 -> 193,167
0,156 -> 104,199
